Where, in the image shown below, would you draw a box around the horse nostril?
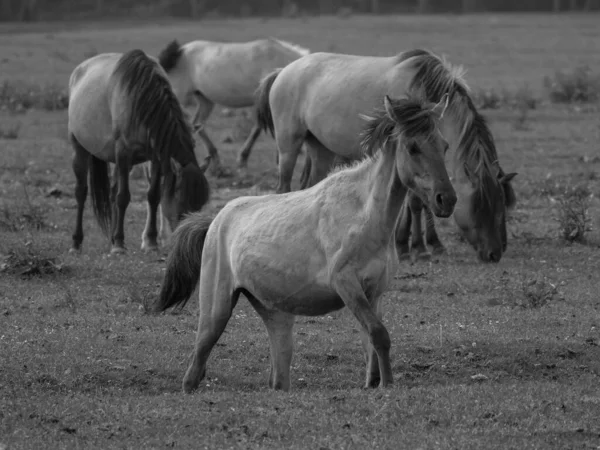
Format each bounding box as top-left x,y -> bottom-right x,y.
435,193 -> 444,209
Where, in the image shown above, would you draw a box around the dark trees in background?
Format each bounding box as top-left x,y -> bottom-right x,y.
0,0 -> 599,22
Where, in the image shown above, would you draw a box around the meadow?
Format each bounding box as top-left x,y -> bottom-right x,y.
1,13 -> 600,450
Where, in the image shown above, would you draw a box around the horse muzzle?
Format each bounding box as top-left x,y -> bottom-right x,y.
430,189 -> 457,218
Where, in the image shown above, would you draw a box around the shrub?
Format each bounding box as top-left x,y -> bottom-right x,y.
555,184 -> 592,243
0,80 -> 68,113
544,66 -> 600,103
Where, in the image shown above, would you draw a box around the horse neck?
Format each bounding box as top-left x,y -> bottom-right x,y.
441,103 -> 473,183
356,147 -> 408,240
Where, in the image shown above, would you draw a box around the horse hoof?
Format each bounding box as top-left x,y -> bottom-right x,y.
430,245 -> 446,255
397,252 -> 411,262
140,243 -> 159,253
110,247 -> 126,255
68,247 -> 80,254
410,250 -> 431,263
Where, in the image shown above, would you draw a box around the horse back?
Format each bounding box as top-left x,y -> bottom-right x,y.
182,39 -> 305,107
269,52 -> 414,158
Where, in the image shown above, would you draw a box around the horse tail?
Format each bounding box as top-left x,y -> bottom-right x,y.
255,69 -> 282,138
88,154 -> 112,237
157,40 -> 183,73
154,213 -> 213,312
299,155 -> 312,190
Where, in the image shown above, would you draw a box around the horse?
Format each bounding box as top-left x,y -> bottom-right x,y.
157,38 -> 310,176
153,94 -> 457,393
255,49 -> 517,263
67,49 -> 210,254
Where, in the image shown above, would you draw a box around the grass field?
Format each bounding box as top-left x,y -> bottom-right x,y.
2,13 -> 600,450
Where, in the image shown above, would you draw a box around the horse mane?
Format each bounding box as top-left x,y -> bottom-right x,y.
399,48 -> 501,214
158,40 -> 183,73
111,49 -> 197,177
269,37 -> 310,56
359,96 -> 438,157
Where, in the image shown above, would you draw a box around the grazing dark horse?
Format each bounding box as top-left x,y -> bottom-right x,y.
154,95 -> 457,392
157,38 -> 309,176
255,49 -> 517,262
68,50 -> 210,254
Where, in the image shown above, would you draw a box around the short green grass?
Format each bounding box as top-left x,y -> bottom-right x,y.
1,14 -> 600,450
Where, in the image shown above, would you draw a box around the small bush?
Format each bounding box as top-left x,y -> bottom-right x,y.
0,80 -> 68,113
555,184 -> 592,243
544,66 -> 600,103
474,88 -> 502,110
520,275 -> 563,309
0,241 -> 66,278
0,186 -> 50,232
0,123 -> 20,139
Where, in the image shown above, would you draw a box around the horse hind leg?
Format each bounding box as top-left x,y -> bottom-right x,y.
191,92 -> 227,177
183,284 -> 240,394
424,206 -> 446,255
236,122 -> 262,170
394,200 -> 412,261
69,134 -> 89,253
246,295 -> 295,391
275,128 -> 305,194
408,194 -> 431,262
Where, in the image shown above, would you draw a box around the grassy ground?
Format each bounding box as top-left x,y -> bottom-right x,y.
1,13 -> 600,450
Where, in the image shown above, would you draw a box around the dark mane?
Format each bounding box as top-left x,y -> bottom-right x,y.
398,48 -> 502,214
360,97 -> 437,157
112,49 -> 197,176
158,40 -> 183,73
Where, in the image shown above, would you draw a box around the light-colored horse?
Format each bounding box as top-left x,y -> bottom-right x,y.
154,95 -> 457,392
156,38 -> 310,176
255,49 -> 517,263
68,50 -> 210,254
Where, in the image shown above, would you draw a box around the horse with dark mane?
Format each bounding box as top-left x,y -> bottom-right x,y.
255,48 -> 516,262
68,49 -> 210,254
154,94 -> 456,392
157,38 -> 310,176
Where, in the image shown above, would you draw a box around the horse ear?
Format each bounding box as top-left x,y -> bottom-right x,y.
199,155 -> 211,173
383,95 -> 396,121
499,172 -> 517,184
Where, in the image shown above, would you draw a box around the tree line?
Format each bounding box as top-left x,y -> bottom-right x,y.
1,0 -> 598,22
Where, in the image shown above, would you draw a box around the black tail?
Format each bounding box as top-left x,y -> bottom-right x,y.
154,213 -> 214,312
255,69 -> 281,138
88,154 -> 112,237
157,40 -> 183,73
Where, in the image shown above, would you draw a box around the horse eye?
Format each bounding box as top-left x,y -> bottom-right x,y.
443,142 -> 449,154
408,144 -> 420,156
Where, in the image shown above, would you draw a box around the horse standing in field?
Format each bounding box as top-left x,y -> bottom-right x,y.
156,38 -> 310,176
68,49 -> 210,254
154,94 -> 457,392
256,49 -> 517,263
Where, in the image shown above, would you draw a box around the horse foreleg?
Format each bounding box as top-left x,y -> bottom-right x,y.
69,135 -> 89,253
236,123 -> 262,169
408,194 -> 431,262
110,149 -> 131,254
394,200 -> 412,261
424,205 -> 446,255
140,160 -> 161,252
332,275 -> 393,388
360,293 -> 385,388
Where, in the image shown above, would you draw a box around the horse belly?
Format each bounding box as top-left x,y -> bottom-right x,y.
68,80 -> 114,159
194,62 -> 261,107
261,284 -> 344,317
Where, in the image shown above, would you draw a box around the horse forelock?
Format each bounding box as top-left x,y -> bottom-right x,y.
112,50 -> 196,173
360,97 -> 437,158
